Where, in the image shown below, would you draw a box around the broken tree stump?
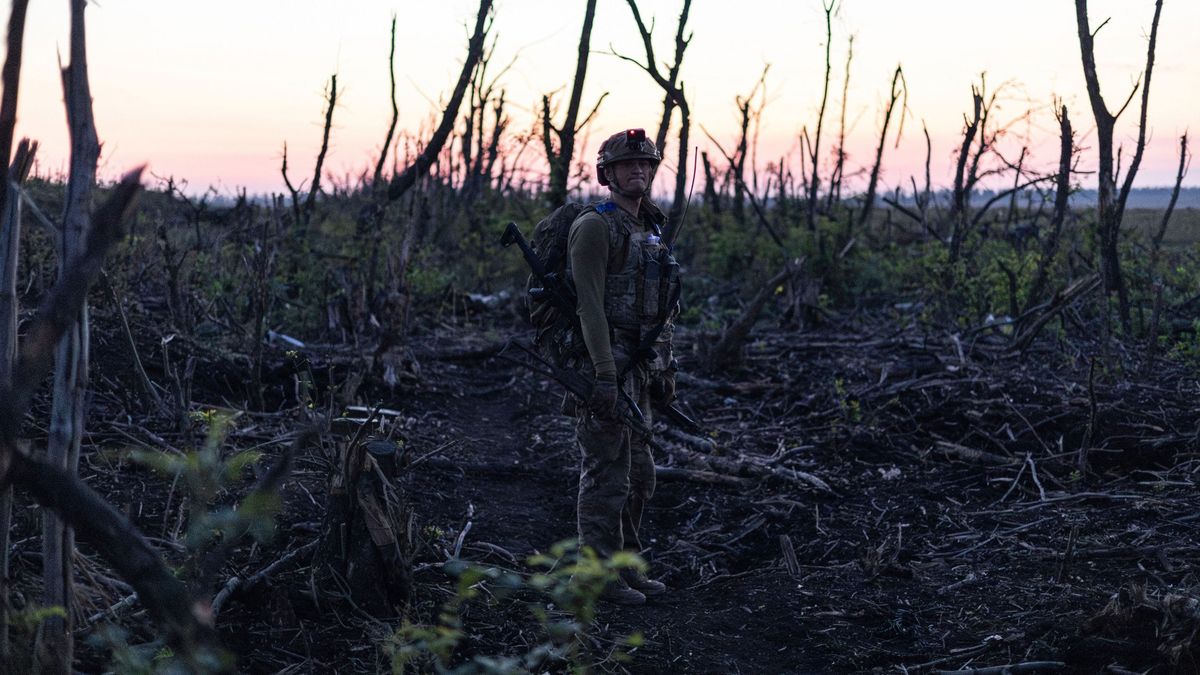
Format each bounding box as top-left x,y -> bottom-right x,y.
311,436 -> 411,615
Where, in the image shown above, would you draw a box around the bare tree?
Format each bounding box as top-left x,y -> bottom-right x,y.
0,139 -> 33,666
305,75 -> 337,218
0,0 -> 26,224
281,73 -> 336,230
1148,133 -> 1191,279
361,0 -> 493,351
946,76 -> 1004,264
542,0 -> 603,208
386,0 -> 493,203
701,126 -> 793,258
0,0 -> 28,660
917,123 -> 932,234
1075,0 -> 1164,331
726,66 -> 769,226
616,0 -> 693,234
1026,105 -> 1076,310
700,150 -> 720,214
856,65 -> 905,233
373,15 -> 400,187
733,95 -> 751,225
0,169 -> 231,671
0,142 -> 32,665
827,34 -> 854,211
40,0 -> 101,669
460,36 -> 513,199
805,0 -> 838,232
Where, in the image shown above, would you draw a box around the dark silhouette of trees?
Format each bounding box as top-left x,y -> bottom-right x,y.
1074,0 -> 1164,332
616,0 -> 694,234
542,0 -> 603,208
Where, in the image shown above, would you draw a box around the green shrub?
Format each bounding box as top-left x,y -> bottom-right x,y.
383,540 -> 644,674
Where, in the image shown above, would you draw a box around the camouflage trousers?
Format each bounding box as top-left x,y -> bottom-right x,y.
576,369 -> 656,558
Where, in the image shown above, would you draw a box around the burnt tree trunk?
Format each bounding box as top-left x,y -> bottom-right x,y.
543,0 -> 600,208
1148,133 -> 1190,279
805,0 -> 836,233
0,1 -> 29,663
857,65 -> 904,233
1,170 -> 227,669
0,140 -> 34,668
947,86 -> 983,265
1026,106 -> 1074,311
622,0 -> 693,235
41,1 -> 99,670
1075,0 -> 1163,333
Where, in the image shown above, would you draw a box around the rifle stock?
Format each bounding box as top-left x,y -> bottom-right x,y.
500,221 -> 577,313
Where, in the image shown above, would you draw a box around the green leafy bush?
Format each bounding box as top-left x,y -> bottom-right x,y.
383,540 -> 644,674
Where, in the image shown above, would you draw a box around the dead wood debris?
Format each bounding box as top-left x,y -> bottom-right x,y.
6,301 -> 1200,672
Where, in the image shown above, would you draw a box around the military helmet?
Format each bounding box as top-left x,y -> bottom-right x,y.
596,128 -> 661,187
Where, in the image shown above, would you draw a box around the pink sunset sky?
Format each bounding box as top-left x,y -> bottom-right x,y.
12,0 -> 1199,197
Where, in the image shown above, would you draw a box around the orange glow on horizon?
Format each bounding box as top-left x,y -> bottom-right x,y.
11,0 -> 1198,197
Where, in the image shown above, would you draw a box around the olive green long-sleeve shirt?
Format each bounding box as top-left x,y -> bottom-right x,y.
568,211 -> 617,380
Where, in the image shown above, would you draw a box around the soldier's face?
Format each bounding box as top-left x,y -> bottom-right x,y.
612,159 -> 652,192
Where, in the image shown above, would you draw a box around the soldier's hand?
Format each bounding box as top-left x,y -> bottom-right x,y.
650,370 -> 676,404
588,375 -> 618,419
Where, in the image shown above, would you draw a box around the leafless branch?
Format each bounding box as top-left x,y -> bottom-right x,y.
373,15 -> 399,186
387,0 -> 493,202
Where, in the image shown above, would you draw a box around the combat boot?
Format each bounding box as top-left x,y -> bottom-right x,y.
621,568 -> 666,596
599,578 -> 646,606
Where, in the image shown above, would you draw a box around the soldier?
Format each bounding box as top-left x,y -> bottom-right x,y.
568,129 -> 680,605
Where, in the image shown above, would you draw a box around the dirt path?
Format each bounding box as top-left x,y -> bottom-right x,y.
387,325 -> 1200,674
402,353 -> 826,673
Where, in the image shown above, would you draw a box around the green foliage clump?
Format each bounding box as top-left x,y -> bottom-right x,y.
132,411 -> 276,550
383,540 -> 644,674
87,626 -> 232,675
97,410 -> 280,673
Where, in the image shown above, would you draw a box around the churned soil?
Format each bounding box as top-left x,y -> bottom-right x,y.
359,320 -> 1200,675
8,303 -> 1200,674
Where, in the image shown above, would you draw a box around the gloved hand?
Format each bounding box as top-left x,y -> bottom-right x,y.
588,374 -> 618,419
649,370 -> 676,404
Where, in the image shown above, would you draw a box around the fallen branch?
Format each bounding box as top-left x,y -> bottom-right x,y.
8,449 -> 217,661
210,539 -> 319,620
1011,273 -> 1101,353
705,264 -> 797,369
933,441 -> 1019,467
936,662 -> 1066,675
83,592 -> 139,627
662,426 -> 717,453
654,465 -> 750,487
663,440 -> 835,494
420,340 -> 508,362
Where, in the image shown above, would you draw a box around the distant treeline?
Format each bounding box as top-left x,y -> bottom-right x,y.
1068,187 -> 1200,209
886,187 -> 1200,210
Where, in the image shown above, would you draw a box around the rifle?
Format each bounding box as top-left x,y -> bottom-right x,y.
499,221 -> 701,435
500,340 -> 653,433
614,185 -> 702,434
500,221 -> 575,311
614,281 -> 701,434
500,341 -> 697,462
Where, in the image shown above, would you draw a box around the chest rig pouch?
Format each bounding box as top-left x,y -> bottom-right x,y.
599,205 -> 681,371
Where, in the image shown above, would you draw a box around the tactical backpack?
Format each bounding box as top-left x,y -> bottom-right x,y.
526,202 -> 591,363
